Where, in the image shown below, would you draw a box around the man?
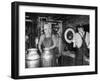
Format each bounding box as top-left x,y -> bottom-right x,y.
73,25 -> 90,65
38,23 -> 58,66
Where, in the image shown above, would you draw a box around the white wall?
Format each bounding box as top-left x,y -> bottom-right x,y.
0,0 -> 99,81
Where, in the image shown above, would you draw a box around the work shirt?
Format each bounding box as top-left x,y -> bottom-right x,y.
74,32 -> 89,49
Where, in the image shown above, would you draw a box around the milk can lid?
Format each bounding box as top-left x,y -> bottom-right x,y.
27,48 -> 37,51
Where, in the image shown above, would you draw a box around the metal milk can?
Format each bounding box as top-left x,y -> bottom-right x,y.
41,48 -> 53,67
26,48 -> 40,68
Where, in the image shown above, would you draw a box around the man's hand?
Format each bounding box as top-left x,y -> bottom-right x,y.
84,56 -> 89,63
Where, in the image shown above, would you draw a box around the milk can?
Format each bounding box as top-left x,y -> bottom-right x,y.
41,48 -> 54,67
26,48 -> 40,68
